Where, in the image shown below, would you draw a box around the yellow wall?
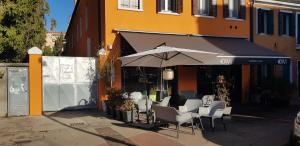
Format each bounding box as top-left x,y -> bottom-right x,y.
253,4 -> 300,60
103,0 -> 251,90
29,54 -> 42,116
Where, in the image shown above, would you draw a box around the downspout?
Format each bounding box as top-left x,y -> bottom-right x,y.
250,0 -> 254,42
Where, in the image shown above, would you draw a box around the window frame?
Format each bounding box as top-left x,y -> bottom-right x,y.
256,8 -> 272,35
279,10 -> 293,37
193,0 -> 216,18
296,12 -> 300,49
228,0 -> 239,19
158,0 -> 179,15
118,0 -> 143,11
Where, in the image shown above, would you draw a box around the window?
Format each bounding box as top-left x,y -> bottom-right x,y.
193,0 -> 217,17
297,13 -> 300,47
118,0 -> 143,10
279,11 -> 295,37
157,0 -> 183,14
223,0 -> 245,19
257,8 -> 274,35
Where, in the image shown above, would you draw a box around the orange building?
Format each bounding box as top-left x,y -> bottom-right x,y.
253,0 -> 300,96
65,0 -> 291,108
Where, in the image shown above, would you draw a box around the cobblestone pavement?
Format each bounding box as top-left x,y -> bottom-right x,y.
0,108 -> 297,146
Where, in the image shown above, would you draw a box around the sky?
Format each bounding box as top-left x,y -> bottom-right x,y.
45,0 -> 75,32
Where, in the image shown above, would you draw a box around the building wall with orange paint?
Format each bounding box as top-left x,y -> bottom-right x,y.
253,3 -> 300,86
103,0 -> 251,90
29,54 -> 42,116
66,0 -> 252,105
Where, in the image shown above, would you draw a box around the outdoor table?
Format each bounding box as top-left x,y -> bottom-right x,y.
191,113 -> 204,130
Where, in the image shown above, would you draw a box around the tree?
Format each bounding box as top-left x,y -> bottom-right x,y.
0,0 -> 49,62
50,18 -> 56,31
52,34 -> 64,56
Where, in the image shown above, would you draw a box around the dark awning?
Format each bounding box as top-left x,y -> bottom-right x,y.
120,31 -> 290,65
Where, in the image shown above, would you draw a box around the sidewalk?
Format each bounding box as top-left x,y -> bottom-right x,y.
0,109 -> 295,146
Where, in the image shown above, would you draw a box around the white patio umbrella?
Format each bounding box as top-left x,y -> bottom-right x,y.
119,45 -> 219,123
120,46 -> 219,67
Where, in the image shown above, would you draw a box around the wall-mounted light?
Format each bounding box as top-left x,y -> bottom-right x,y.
97,47 -> 106,56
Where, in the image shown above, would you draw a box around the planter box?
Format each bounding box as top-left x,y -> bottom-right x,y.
122,110 -> 137,123
115,109 -> 122,120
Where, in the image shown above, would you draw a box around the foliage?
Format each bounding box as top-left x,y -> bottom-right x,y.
50,18 -> 56,31
120,99 -> 136,111
213,75 -> 231,106
52,34 -> 64,55
106,88 -> 123,108
100,60 -> 113,89
0,0 -> 49,62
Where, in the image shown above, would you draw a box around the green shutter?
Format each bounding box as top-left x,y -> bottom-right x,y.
267,10 -> 274,35
223,0 -> 229,18
257,9 -> 263,33
290,13 -> 295,37
210,0 -> 217,17
176,0 -> 183,13
193,0 -> 199,15
239,0 -> 246,19
278,12 -> 283,36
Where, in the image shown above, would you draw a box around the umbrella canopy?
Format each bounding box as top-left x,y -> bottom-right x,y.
120,46 -> 220,67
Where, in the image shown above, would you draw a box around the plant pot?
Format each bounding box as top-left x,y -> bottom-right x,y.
122,110 -> 137,123
112,108 -> 116,118
115,109 -> 122,120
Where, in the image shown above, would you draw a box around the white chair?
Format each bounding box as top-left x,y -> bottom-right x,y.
158,96 -> 171,107
152,105 -> 195,138
178,99 -> 202,113
136,98 -> 153,121
202,95 -> 215,107
198,101 -> 226,130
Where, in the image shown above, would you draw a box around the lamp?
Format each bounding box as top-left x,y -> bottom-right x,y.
163,69 -> 174,80
97,47 -> 106,56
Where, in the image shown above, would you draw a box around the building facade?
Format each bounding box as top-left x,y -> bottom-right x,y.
253,0 -> 300,96
65,0 -> 292,108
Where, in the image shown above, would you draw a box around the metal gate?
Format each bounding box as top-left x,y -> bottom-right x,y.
8,67 -> 29,116
42,56 -> 97,111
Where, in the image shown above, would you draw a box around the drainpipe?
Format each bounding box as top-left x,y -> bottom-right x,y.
250,0 -> 254,42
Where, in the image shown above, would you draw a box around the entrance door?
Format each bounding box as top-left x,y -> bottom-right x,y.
8,67 -> 29,116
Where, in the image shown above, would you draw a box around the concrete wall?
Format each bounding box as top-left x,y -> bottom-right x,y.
0,67 -> 7,117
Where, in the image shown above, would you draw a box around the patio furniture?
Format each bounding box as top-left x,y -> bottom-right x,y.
178,99 -> 202,113
198,101 -> 226,130
136,98 -> 153,121
152,105 -> 195,138
158,96 -> 171,107
202,95 -> 215,107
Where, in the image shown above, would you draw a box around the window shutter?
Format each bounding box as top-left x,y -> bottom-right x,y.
290,13 -> 296,37
193,0 -> 199,15
210,0 -> 217,17
223,0 -> 229,18
177,0 -> 183,13
257,9 -> 262,33
267,10 -> 274,35
278,12 -> 283,36
157,0 -> 162,12
238,0 -> 246,19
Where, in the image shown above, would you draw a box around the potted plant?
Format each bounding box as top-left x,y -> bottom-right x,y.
106,88 -> 123,119
120,99 -> 137,123
214,75 -> 232,115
